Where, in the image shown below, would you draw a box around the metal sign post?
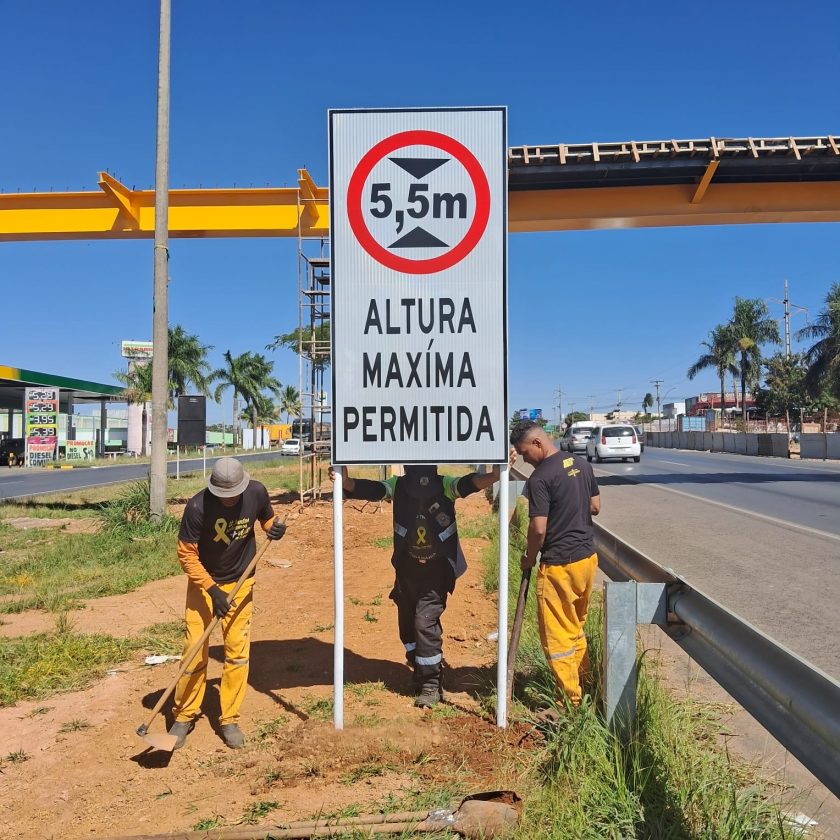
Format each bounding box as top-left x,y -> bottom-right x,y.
329,106 -> 508,727
332,468 -> 344,729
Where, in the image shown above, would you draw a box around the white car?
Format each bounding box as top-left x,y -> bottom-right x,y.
280,438 -> 302,456
586,425 -> 641,463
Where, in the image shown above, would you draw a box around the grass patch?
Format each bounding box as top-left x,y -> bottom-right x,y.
310,623 -> 334,634
0,619 -> 186,706
4,749 -> 30,764
240,801 -> 279,825
192,817 -> 223,831
302,695 -> 334,721
483,503 -> 796,839
362,610 -> 378,623
0,528 -> 179,613
457,513 -> 496,540
371,535 -> 393,549
95,480 -> 180,535
253,714 -> 289,742
58,718 -> 91,732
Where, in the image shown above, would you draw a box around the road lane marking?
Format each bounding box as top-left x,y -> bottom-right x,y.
656,459 -> 694,467
595,468 -> 840,544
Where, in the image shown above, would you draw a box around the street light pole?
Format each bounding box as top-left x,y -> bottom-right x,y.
149,0 -> 171,520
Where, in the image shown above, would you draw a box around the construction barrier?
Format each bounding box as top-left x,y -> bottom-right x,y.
649,430 -> 790,458
800,433 -> 840,460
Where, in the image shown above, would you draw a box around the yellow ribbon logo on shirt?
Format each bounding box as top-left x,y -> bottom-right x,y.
213,518 -> 231,545
416,527 -> 427,546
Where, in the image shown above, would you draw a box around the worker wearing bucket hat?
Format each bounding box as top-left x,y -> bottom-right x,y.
168,457 -> 286,749
330,463 -> 499,708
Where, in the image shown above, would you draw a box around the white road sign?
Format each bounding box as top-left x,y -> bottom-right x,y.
329,107 -> 507,464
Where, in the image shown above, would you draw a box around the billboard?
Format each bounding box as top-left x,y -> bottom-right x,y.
121,340 -> 154,359
25,387 -> 59,467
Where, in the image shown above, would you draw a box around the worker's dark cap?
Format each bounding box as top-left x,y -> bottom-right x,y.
403,465 -> 441,499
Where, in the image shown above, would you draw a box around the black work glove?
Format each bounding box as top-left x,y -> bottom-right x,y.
267,518 -> 287,541
207,585 -> 230,619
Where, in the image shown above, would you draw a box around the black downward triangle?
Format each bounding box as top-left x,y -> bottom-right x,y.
389,157 -> 449,179
389,227 -> 448,249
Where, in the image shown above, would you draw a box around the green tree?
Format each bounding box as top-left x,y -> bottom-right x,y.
642,392 -> 653,414
167,325 -> 215,402
212,351 -> 261,448
279,385 -> 302,424
757,353 -> 807,429
728,300 -> 781,429
797,283 -> 840,403
113,361 -> 153,456
241,353 -> 282,448
687,324 -> 739,425
564,411 -> 589,427
268,323 -> 331,372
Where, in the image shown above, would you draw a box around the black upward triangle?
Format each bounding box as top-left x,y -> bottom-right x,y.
389,157 -> 449,179
389,227 -> 448,249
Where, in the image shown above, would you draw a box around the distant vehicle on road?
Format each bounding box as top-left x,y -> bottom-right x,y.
586,425 -> 641,463
634,425 -> 646,452
560,423 -> 596,453
291,419 -> 331,451
0,438 -> 25,467
281,438 -> 302,456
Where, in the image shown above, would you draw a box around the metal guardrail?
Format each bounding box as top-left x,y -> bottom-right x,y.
595,522 -> 840,799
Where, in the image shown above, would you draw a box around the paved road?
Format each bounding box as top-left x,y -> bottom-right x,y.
589,446 -> 840,679
0,451 -> 290,501
591,446 -> 840,540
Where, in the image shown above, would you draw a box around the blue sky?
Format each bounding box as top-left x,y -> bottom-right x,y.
2,1 -> 838,424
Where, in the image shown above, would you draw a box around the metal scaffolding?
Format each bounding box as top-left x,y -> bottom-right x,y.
296,239 -> 331,505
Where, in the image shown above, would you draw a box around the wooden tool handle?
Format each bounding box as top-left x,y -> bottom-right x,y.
506,567 -> 532,703
137,537 -> 273,735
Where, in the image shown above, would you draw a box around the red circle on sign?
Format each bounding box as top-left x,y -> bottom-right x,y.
347,130 -> 491,275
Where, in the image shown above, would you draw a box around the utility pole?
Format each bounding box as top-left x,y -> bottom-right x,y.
783,279 -> 791,358
616,389 -> 623,418
555,385 -> 563,428
149,0 -> 171,520
651,379 -> 664,432
587,395 -> 595,421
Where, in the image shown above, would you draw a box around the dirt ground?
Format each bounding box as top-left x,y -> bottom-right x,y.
1,487 -> 523,839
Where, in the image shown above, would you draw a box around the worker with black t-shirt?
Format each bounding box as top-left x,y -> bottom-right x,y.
510,421 -> 601,706
329,464 -> 500,708
168,457 -> 286,750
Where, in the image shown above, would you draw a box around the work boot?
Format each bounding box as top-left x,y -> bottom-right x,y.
221,723 -> 245,749
414,684 -> 442,709
168,719 -> 195,750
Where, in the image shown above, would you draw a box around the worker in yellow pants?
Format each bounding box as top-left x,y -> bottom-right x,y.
510,421 -> 601,711
173,576 -> 255,726
536,553 -> 598,705
169,457 -> 286,750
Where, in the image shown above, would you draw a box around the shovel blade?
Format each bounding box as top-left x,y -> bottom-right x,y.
139,731 -> 179,752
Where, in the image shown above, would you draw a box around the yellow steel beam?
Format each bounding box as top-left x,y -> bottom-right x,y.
2,172 -> 840,241
508,181 -> 840,232
0,172 -> 329,241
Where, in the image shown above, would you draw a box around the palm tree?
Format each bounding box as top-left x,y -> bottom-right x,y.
167,325 -> 215,402
212,351 -> 259,448
114,361 -> 153,455
797,283 -> 840,403
642,392 -> 653,415
241,353 -> 282,449
687,324 -> 739,427
728,299 -> 781,429
279,385 -> 301,424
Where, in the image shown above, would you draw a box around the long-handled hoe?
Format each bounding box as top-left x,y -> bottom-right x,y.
135,537 -> 275,752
